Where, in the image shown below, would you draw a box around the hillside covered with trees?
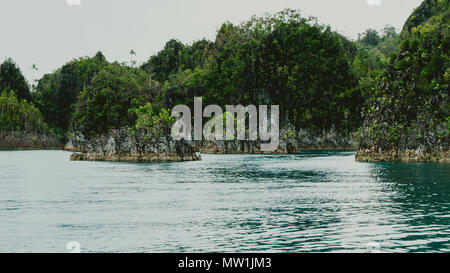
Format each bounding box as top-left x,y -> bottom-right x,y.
1,2 -> 448,162
0,59 -> 60,149
31,9 -> 383,143
357,0 -> 449,162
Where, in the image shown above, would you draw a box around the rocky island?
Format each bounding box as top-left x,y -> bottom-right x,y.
356,0 -> 449,163
69,129 -> 201,162
1,2 -> 448,163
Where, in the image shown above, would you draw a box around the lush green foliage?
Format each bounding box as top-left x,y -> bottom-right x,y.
359,0 -> 449,149
31,52 -> 168,139
0,59 -> 31,102
402,0 -> 448,35
159,10 -> 364,133
9,4 -> 446,151
0,62 -> 53,136
358,29 -> 381,47
133,103 -> 175,137
72,62 -> 159,136
141,39 -> 213,83
0,89 -> 47,133
352,25 -> 400,101
33,52 -> 107,132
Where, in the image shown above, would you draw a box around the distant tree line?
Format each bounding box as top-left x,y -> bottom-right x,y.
3,7 -> 436,145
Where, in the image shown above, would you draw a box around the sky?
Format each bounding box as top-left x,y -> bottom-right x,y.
0,0 -> 423,84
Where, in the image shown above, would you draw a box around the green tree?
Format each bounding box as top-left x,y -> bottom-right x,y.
358,29 -> 381,47
33,52 -> 108,134
141,39 -> 213,83
141,39 -> 185,83
0,58 -> 31,102
73,62 -> 159,137
134,103 -> 174,138
0,89 -> 48,133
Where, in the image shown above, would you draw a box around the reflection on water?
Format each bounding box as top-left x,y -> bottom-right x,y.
0,150 -> 449,253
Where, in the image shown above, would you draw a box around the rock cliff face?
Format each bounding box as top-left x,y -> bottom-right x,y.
0,131 -> 62,150
64,131 -> 89,152
193,128 -> 357,154
356,148 -> 450,163
69,129 -> 201,162
68,127 -> 357,159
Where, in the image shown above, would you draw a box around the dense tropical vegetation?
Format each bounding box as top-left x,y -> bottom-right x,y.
0,89 -> 48,134
0,60 -> 51,137
150,10 -> 365,133
24,9 -> 374,141
0,58 -> 32,102
1,1 -> 447,157
359,0 -> 449,151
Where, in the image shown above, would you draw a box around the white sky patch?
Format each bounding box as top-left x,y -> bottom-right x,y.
66,0 -> 81,6
367,0 -> 382,6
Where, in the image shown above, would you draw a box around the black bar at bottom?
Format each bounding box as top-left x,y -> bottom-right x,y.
1,253 -> 443,272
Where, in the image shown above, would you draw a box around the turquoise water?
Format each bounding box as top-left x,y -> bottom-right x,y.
0,150 -> 449,253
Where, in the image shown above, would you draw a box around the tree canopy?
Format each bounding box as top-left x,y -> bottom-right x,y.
0,89 -> 48,133
359,0 -> 449,150
8,6 -> 442,150
0,58 -> 31,102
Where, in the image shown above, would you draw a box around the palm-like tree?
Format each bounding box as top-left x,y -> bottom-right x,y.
31,64 -> 38,90
130,50 -> 137,67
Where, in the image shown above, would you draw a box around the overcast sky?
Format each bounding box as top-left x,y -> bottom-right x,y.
0,0 -> 423,84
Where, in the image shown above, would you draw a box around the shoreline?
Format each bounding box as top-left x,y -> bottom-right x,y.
69,152 -> 202,162
4,141 -> 450,164
0,132 -> 63,151
197,147 -> 358,154
0,148 -> 64,151
356,148 -> 450,163
3,147 -> 450,164
1,147 -> 358,152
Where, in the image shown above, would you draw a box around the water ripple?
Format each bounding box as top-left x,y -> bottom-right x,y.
0,150 -> 449,253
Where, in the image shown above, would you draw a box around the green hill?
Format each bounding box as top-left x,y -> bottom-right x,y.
356,0 -> 449,162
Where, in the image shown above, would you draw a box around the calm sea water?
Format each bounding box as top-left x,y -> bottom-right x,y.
0,150 -> 449,253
